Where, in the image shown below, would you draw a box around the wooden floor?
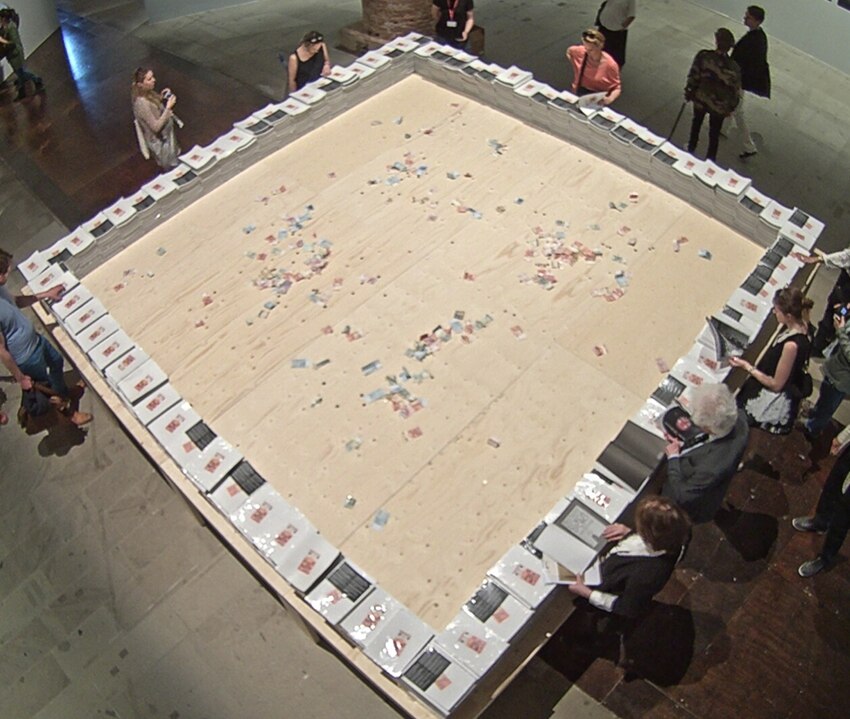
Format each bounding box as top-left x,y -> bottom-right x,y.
538,426 -> 850,719
2,7 -> 848,719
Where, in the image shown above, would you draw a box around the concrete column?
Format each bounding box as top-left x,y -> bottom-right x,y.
341,0 -> 433,53
361,0 -> 433,38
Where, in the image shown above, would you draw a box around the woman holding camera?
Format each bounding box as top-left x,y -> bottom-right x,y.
131,67 -> 180,169
729,287 -> 812,434
801,301 -> 850,438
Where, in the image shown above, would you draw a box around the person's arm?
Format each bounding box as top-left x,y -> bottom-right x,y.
320,42 -> 331,76
835,316 -> 850,358
287,53 -> 299,93
134,96 -> 173,135
15,284 -> 63,309
0,330 -> 30,389
820,248 -> 850,270
599,56 -> 622,105
461,10 -> 474,41
685,54 -> 701,100
729,340 -> 799,392
568,573 -> 619,613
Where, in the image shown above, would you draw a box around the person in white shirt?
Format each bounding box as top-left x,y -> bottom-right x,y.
595,0 -> 636,68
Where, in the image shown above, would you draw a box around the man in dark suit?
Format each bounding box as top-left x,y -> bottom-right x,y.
731,5 -> 771,159
662,384 -> 750,523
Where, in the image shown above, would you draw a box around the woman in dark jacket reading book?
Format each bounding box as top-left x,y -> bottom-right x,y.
730,287 -> 812,434
568,496 -> 691,620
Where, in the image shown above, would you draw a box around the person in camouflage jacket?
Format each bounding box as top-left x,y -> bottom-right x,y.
684,28 -> 741,163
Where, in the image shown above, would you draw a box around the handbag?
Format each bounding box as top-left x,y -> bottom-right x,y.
797,369 -> 814,399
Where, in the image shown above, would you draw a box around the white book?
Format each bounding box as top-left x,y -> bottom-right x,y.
359,605 -> 433,677
413,41 -> 442,58
359,50 -> 392,69
81,212 -> 113,238
435,611 -> 508,678
717,168 -> 751,195
52,283 -> 93,321
290,84 -> 327,105
494,65 -> 532,87
118,358 -> 168,404
104,347 -> 150,387
327,64 -> 358,84
74,314 -> 120,353
347,62 -> 376,79
142,174 -> 179,201
760,199 -> 793,227
181,437 -> 243,493
275,532 -> 339,593
102,197 -> 137,226
17,251 -> 50,282
178,145 -> 217,172
147,400 -> 202,461
64,297 -> 107,335
56,227 -> 96,256
88,330 -> 134,371
27,266 -> 78,297
131,382 -> 182,426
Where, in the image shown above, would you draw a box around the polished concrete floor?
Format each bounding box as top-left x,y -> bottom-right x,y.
0,1 -> 848,718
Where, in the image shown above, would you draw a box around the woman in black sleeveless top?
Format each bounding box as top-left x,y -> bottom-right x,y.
730,287 -> 813,434
287,30 -> 331,93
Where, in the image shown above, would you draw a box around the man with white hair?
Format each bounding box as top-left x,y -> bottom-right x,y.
662,383 -> 749,523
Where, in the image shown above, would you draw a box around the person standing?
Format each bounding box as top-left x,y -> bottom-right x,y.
684,28 -> 741,163
793,426 -> 850,577
566,28 -> 622,106
793,248 -> 850,357
0,249 -> 91,426
432,0 -> 474,50
729,287 -> 813,435
661,383 -> 749,523
731,6 -> 770,160
803,309 -> 850,438
595,0 -> 636,68
0,8 -> 44,101
131,67 -> 180,169
286,30 -> 331,93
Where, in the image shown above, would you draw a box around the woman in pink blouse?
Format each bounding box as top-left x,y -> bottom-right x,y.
566,28 -> 622,106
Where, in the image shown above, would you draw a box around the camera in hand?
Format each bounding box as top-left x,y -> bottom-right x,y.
662,406 -> 708,449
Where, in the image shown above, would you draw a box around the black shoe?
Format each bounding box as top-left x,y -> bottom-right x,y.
740,150 -> 758,159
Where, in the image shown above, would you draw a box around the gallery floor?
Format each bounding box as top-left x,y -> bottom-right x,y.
1,2 -> 848,718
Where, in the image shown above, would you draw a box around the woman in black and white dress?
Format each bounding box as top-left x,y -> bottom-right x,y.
730,287 -> 813,435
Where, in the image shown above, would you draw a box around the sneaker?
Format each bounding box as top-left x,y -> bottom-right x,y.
798,557 -> 828,578
792,516 -> 826,533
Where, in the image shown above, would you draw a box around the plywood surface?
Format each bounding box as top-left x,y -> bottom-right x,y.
81,76 -> 764,627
